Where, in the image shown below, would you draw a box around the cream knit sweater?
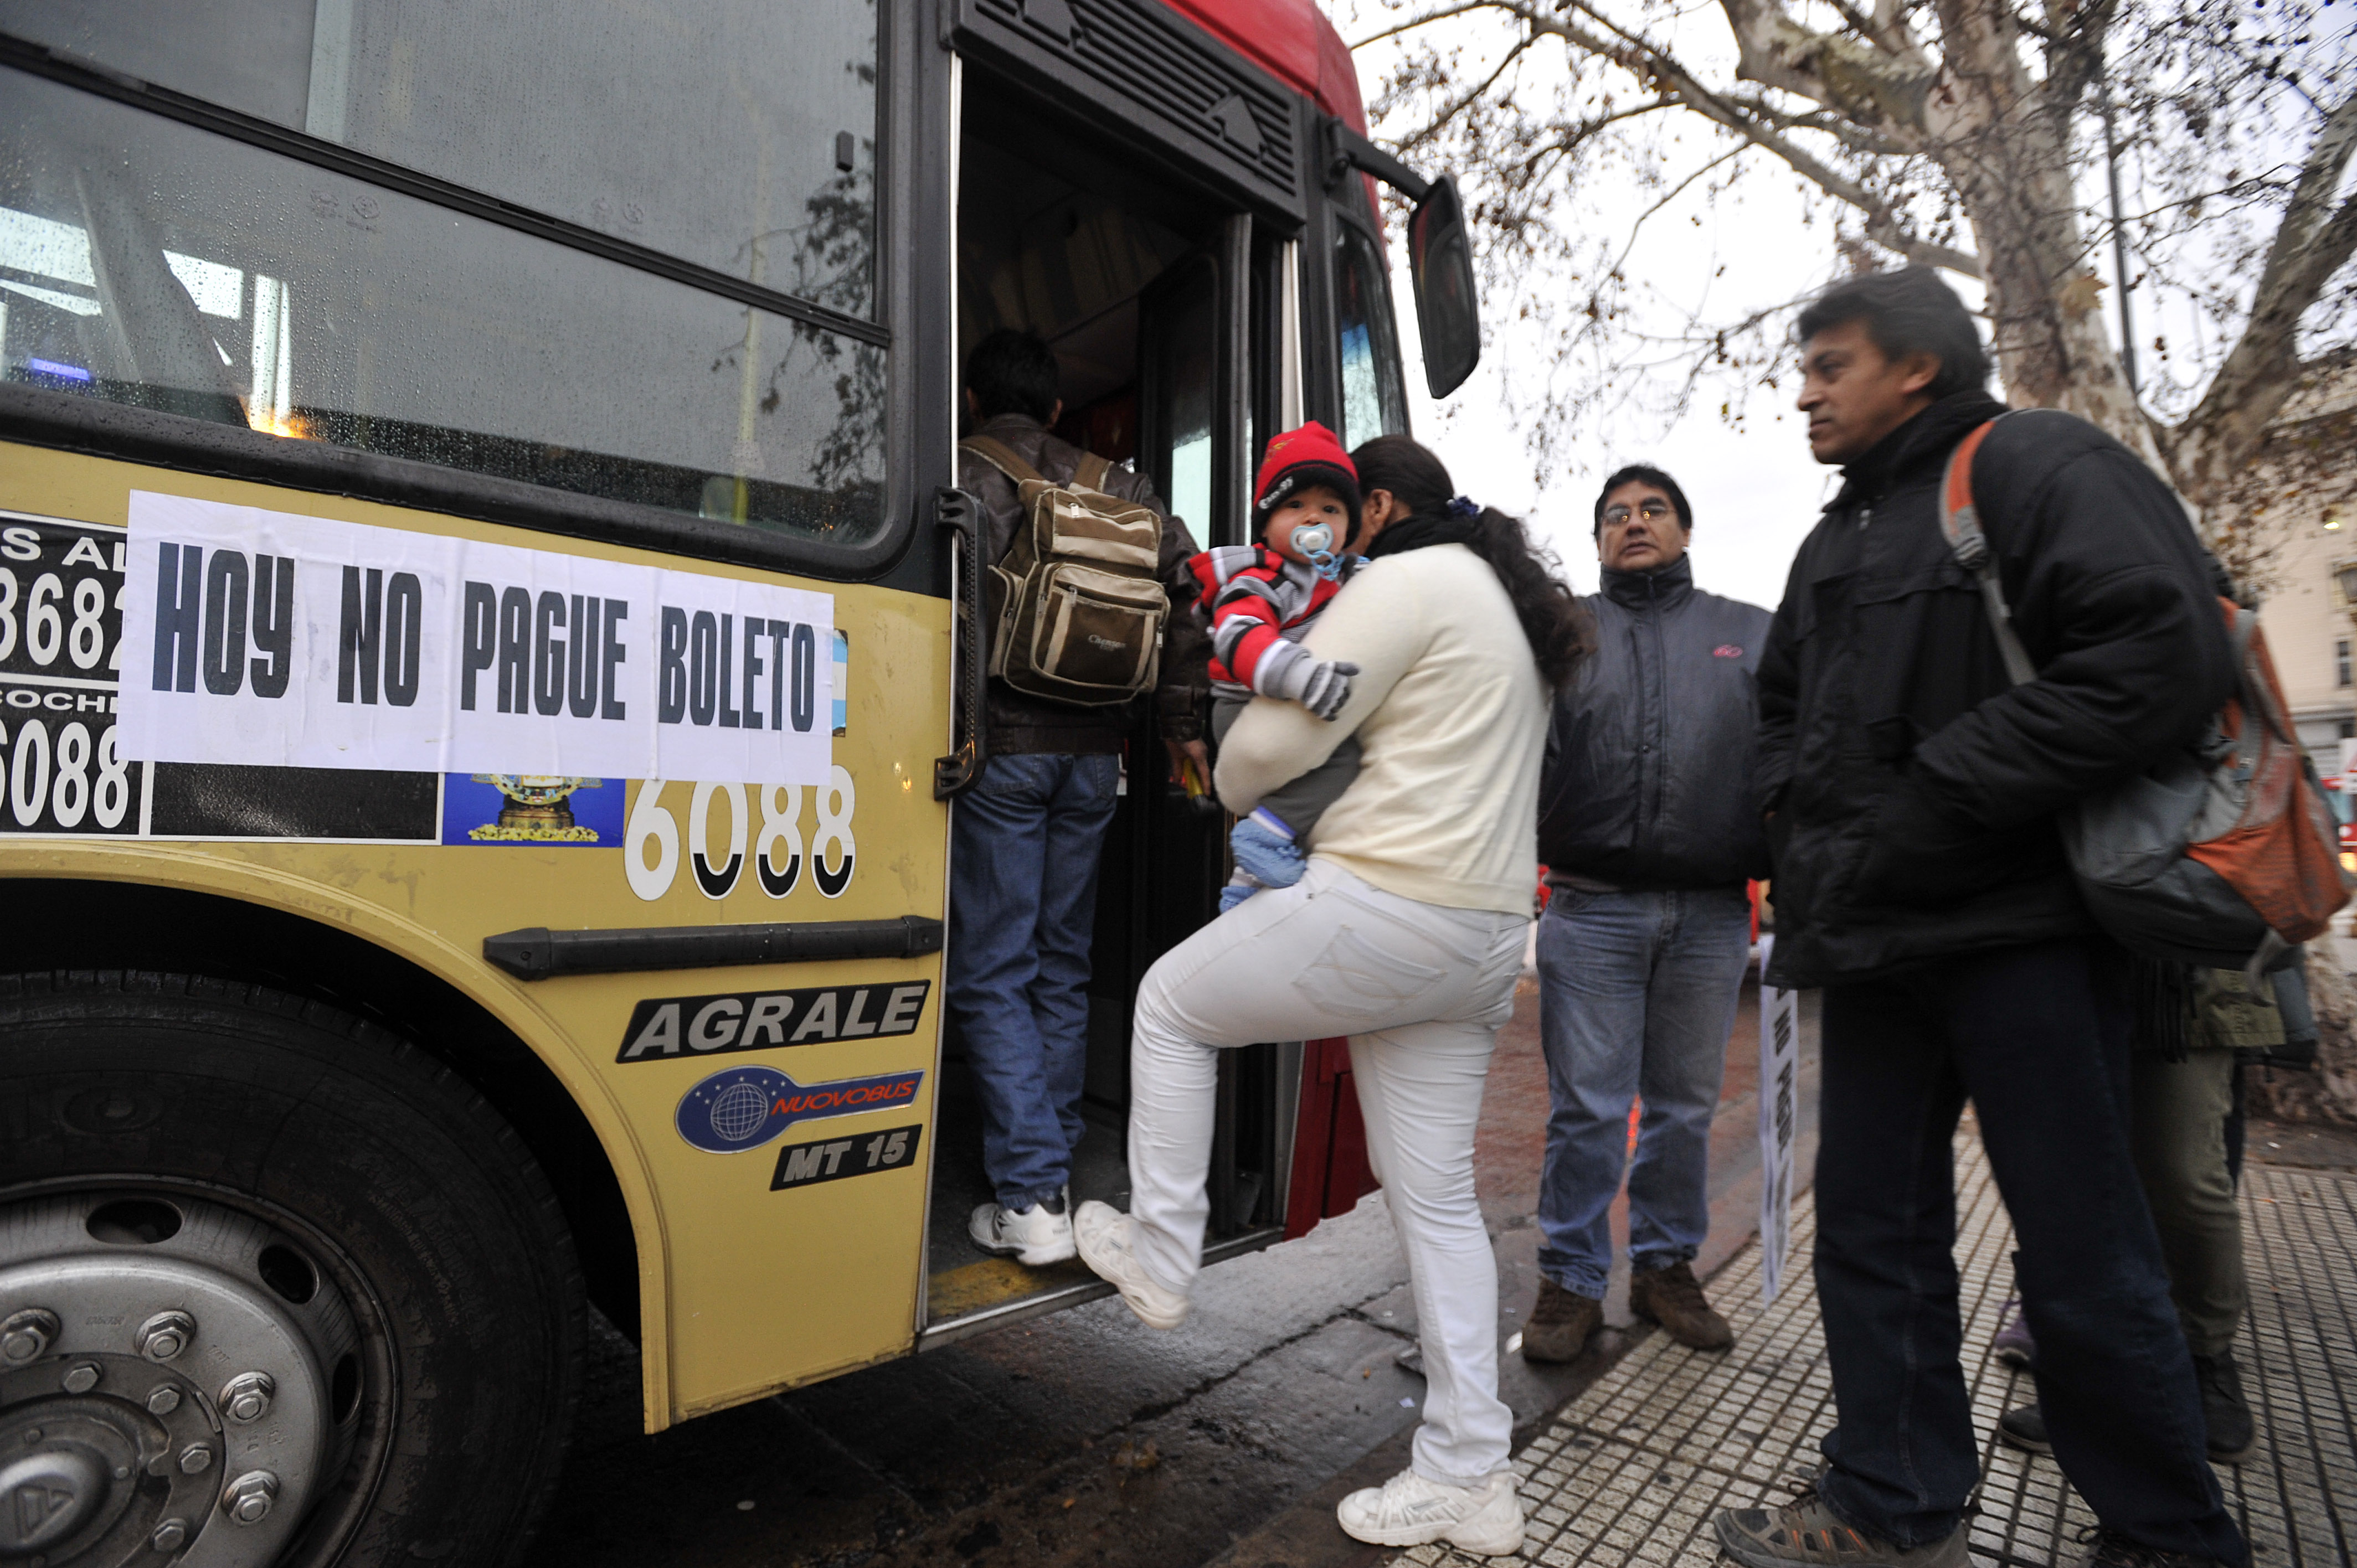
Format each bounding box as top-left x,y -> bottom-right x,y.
1214,543 -> 1548,916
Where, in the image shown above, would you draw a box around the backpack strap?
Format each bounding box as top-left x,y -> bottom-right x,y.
1938,415 -> 2040,688
964,436 -> 1124,498
959,435 -> 1047,487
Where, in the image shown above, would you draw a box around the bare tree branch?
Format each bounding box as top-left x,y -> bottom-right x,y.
1344,0 -> 2354,509
2174,87 -> 2357,489
1394,34 -> 1538,155
1349,1 -> 1502,49
1602,147 -> 1748,281
1455,0 -> 1978,272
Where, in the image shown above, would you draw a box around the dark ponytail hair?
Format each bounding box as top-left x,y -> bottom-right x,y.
1350,435 -> 1593,689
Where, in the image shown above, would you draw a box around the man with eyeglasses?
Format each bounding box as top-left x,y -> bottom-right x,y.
1520,465 -> 1772,1363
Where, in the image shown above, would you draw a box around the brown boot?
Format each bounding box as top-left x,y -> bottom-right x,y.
1520,1278 -> 1603,1363
1630,1260 -> 1733,1350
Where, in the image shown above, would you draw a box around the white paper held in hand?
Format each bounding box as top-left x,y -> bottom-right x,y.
1756,933 -> 1802,1305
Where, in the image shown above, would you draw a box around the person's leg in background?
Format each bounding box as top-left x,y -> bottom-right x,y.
1527,888 -> 1656,1360
1077,860 -> 1529,1553
1625,884 -> 1754,1349
1812,972 -> 1979,1546
1350,1014 -> 1517,1489
947,754 -> 1088,1264
1107,860 -> 1512,1300
1716,966 -> 1977,1568
1957,943 -> 2244,1565
2129,1045 -> 2253,1462
1026,752 -> 1121,1179
1335,917 -> 1529,1555
2224,1061 -> 2245,1188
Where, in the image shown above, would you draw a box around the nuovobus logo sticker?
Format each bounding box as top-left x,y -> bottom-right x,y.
675,1065 -> 924,1154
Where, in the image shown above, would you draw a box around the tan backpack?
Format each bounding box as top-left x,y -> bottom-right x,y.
961,435 -> 1169,706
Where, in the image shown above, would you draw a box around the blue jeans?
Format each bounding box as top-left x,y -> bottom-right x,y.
1535,885 -> 1752,1298
1814,938 -> 2242,1562
946,752 -> 1120,1208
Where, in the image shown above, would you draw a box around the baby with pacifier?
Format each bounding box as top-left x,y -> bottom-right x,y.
1183,421 -> 1366,911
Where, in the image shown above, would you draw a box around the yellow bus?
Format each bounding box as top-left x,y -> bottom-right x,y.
0,2 -> 1480,1561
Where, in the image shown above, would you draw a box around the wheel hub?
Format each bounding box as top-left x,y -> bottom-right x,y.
0,1440 -> 110,1551
0,1195 -> 359,1568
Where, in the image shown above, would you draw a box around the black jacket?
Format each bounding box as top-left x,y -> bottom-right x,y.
1757,392 -> 2234,990
1537,556 -> 1773,890
958,414 -> 1209,754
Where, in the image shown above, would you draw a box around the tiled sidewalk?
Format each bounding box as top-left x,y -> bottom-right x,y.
1393,1131 -> 2357,1567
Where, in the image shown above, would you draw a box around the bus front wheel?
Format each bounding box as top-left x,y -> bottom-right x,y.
0,971 -> 582,1568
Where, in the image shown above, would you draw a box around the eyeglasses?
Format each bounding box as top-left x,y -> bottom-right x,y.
1602,500 -> 1672,528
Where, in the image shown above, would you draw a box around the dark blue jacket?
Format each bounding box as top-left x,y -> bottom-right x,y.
1537,555 -> 1773,890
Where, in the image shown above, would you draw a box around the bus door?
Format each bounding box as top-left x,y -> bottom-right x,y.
920,62 -> 1289,1342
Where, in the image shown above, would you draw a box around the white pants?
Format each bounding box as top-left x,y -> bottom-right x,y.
1125,858 -> 1527,1486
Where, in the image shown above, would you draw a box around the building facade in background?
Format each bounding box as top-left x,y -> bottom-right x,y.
2243,358 -> 2356,780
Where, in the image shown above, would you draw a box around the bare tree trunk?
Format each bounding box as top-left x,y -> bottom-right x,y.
1928,0 -> 2163,467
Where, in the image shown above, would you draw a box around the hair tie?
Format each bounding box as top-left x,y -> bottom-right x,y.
1443,495 -> 1480,519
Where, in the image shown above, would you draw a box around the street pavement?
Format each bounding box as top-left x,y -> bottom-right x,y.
1390,1121 -> 2357,1568
521,971 -> 1821,1568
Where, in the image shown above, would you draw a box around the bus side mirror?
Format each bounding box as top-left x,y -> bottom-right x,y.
1407,176 -> 1480,399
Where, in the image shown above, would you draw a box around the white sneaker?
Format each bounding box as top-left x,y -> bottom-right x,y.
967,1200 -> 1074,1266
1335,1467 -> 1525,1555
1071,1200 -> 1189,1329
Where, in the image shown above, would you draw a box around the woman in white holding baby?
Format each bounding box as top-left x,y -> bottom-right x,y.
1075,434 -> 1593,1557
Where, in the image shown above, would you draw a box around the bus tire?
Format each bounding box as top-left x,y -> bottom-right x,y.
0,969 -> 583,1568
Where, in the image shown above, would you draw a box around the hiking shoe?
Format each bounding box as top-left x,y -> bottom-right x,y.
1990,1298 -> 2036,1368
1998,1402 -> 2052,1454
1714,1488 -> 1968,1568
1072,1200 -> 1188,1329
2074,1526 -> 2243,1568
969,1198 -> 1074,1266
1521,1277 -> 1604,1363
1335,1467 -> 1525,1555
2193,1353 -> 2256,1463
1631,1259 -> 1734,1350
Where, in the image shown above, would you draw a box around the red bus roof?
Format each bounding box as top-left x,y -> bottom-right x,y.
1165,0 -> 1368,132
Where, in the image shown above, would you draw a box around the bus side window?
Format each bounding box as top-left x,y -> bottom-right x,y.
1333,219 -> 1409,451
0,1 -> 889,549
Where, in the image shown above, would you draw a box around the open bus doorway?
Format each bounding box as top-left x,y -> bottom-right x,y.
924,89 -> 1289,1338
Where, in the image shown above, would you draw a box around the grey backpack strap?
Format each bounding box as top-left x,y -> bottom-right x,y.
959,435 -> 1047,487
1938,415 -> 2039,687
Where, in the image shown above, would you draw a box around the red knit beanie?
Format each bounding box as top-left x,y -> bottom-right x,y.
1253,421 -> 1361,528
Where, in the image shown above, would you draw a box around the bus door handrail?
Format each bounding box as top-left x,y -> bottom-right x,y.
934,486 -> 991,799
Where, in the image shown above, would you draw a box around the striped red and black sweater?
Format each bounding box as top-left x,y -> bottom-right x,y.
1186,544 -> 1344,698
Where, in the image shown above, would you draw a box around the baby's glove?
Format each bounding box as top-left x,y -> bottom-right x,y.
1231,811 -> 1306,890
1269,655 -> 1358,721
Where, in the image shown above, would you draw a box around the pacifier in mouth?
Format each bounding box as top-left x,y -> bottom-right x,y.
1291,521 -> 1354,581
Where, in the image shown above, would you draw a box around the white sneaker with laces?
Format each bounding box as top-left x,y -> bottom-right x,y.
967,1200 -> 1074,1266
1071,1200 -> 1189,1329
1335,1467 -> 1525,1555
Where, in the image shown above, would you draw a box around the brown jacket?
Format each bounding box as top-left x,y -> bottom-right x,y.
958,414 -> 1209,754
